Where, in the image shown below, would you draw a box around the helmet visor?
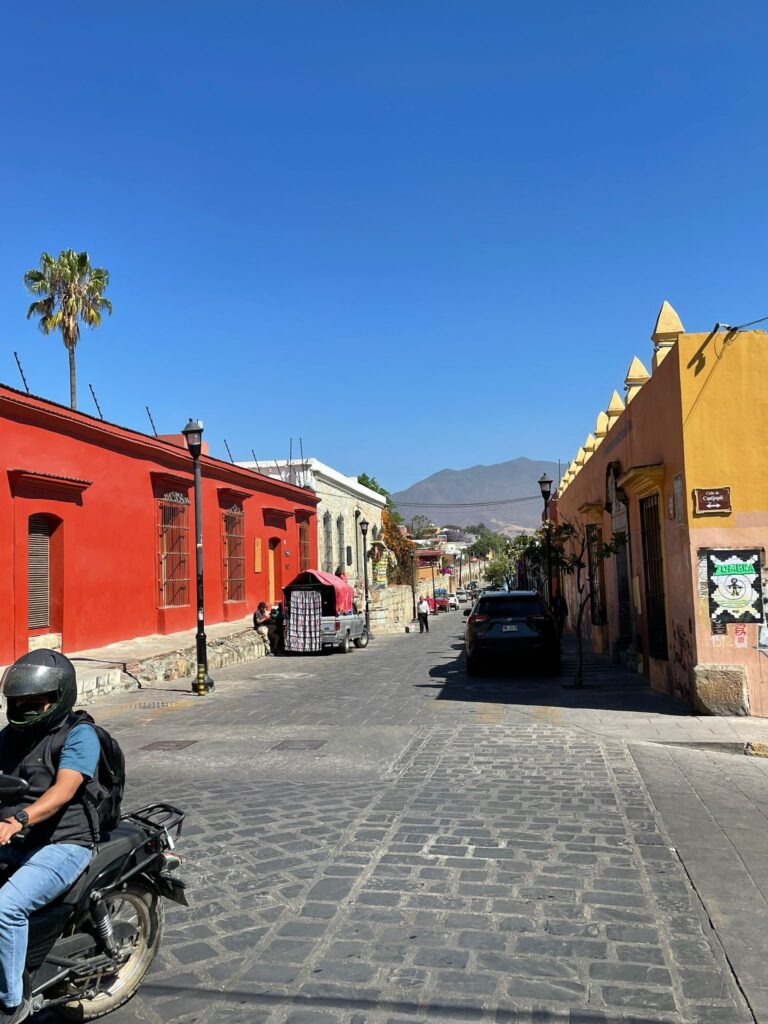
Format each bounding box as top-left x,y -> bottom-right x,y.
1,662 -> 70,700
6,692 -> 59,728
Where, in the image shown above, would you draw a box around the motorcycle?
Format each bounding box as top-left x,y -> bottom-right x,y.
0,773 -> 186,1021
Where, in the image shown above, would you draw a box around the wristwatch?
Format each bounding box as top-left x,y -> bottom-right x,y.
13,810 -> 29,827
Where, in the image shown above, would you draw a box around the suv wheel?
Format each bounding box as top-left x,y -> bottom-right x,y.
340,632 -> 350,654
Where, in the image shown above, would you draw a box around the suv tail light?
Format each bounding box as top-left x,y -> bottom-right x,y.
468,614 -> 490,625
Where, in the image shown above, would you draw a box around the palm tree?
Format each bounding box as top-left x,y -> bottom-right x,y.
24,250 -> 112,410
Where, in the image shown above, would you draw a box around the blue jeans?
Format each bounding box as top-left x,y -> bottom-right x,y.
0,843 -> 92,1007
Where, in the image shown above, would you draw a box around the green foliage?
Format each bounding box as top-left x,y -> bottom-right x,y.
357,473 -> 403,524
407,514 -> 434,538
24,250 -> 112,410
381,506 -> 414,584
465,524 -> 508,558
484,552 -> 517,591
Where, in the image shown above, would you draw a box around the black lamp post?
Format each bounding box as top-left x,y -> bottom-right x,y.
538,473 -> 553,606
182,418 -> 214,696
458,553 -> 463,588
359,518 -> 371,634
430,559 -> 437,608
409,549 -> 417,621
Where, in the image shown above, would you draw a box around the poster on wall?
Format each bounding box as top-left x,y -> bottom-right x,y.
706,549 -> 764,629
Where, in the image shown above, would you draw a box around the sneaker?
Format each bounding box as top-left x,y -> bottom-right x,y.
0,999 -> 31,1024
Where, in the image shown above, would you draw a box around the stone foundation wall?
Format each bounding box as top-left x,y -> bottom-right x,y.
369,585 -> 415,634
125,627 -> 268,684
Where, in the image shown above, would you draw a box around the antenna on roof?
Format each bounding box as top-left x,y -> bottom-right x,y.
88,384 -> 104,420
145,406 -> 158,436
299,437 -> 306,486
223,438 -> 235,463
13,352 -> 30,394
250,448 -> 263,474
288,437 -> 293,485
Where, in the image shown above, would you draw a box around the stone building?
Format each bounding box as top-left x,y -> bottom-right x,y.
557,302 -> 768,717
236,458 -> 386,588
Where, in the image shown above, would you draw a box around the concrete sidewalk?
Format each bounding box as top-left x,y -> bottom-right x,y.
66,614 -> 266,699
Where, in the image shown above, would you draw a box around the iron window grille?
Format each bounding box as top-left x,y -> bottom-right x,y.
298,519 -> 311,572
336,515 -> 345,572
586,524 -> 608,626
222,504 -> 245,603
322,512 -> 333,572
157,493 -> 190,608
639,493 -> 668,660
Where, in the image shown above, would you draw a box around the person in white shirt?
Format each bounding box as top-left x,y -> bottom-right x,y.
417,597 -> 430,633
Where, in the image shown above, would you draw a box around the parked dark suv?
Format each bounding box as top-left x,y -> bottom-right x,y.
463,590 -> 561,675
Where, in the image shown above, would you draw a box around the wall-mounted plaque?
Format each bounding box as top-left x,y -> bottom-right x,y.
693,487 -> 731,515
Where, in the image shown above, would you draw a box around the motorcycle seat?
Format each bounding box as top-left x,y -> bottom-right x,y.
60,821 -> 147,905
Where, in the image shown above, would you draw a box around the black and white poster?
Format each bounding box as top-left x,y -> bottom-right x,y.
706,549 -> 764,628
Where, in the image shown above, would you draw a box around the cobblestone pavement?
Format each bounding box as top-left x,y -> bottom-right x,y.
70,615 -> 757,1024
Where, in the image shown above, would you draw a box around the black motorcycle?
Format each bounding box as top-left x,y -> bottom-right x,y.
0,774 -> 186,1021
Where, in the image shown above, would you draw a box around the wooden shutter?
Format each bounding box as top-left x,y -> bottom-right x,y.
28,515 -> 51,629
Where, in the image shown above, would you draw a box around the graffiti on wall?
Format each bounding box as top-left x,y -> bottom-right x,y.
670,621 -> 693,701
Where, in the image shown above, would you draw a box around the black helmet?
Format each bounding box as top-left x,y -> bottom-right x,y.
1,649 -> 77,735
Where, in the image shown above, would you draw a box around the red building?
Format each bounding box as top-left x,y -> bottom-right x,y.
0,384 -> 318,662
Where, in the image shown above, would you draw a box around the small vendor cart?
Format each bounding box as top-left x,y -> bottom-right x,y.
283,570 -> 369,654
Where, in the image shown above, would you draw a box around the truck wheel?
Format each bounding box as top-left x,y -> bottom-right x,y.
340,633 -> 350,654
354,629 -> 369,649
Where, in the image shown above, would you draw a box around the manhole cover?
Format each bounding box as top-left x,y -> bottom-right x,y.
141,739 -> 198,751
271,739 -> 327,751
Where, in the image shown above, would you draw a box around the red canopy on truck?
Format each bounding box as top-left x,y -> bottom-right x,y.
283,570 -> 354,614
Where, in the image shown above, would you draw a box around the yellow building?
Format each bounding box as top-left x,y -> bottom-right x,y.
558,302 -> 768,716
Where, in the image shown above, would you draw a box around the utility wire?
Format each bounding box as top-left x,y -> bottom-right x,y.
395,494 -> 540,508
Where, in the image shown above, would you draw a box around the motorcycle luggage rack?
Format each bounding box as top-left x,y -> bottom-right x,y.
123,803 -> 184,841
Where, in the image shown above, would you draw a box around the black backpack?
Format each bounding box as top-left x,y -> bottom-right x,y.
47,711 -> 126,839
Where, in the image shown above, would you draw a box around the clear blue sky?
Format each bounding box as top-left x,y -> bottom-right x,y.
1,2 -> 766,491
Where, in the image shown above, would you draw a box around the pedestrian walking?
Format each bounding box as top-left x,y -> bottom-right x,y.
552,592 -> 568,636
417,596 -> 430,633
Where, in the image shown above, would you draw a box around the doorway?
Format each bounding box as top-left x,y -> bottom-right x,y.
268,538 -> 282,604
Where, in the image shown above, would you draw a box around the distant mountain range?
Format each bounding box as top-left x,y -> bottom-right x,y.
391,457 -> 560,534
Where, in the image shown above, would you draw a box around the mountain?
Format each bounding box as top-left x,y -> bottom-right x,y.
391,457 -> 560,534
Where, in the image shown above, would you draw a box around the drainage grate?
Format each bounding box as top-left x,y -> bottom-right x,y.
141,739 -> 198,751
271,739 -> 327,751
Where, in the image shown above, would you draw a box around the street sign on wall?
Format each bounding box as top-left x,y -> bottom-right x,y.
693,487 -> 731,515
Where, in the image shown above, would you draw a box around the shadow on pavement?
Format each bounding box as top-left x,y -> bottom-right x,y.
421,633 -> 692,718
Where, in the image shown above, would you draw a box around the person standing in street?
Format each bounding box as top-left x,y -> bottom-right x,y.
417,596 -> 430,633
253,602 -> 272,655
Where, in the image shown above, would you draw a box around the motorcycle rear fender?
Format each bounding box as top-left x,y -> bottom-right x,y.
139,871 -> 189,907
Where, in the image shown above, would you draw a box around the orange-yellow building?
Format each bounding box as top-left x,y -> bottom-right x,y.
557,302 -> 768,716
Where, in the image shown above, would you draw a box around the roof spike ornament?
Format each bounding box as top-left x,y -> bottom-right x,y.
652,300 -> 684,369
624,356 -> 650,404
606,389 -> 625,429
594,410 -> 609,446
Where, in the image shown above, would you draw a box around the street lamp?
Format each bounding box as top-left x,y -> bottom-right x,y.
359,518 -> 371,635
409,549 -> 417,622
430,559 -> 437,608
181,418 -> 214,696
538,473 -> 553,606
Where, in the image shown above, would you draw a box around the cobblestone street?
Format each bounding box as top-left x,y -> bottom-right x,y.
84,613 -> 764,1024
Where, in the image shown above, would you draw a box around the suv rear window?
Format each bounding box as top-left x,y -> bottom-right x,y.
476,596 -> 545,617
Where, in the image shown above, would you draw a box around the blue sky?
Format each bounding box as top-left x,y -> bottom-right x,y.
1,2 -> 766,491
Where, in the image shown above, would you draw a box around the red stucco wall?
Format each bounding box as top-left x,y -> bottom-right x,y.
0,386 -> 318,662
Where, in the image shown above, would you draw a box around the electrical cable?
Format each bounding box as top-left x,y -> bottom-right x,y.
394,494 -> 541,508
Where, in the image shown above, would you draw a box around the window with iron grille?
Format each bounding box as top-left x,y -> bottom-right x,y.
336,516 -> 345,572
222,504 -> 245,602
298,519 -> 311,571
586,524 -> 608,626
157,493 -> 190,608
28,514 -> 51,629
322,512 -> 333,572
639,494 -> 668,659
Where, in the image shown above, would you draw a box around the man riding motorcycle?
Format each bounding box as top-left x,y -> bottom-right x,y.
0,650 -> 100,1024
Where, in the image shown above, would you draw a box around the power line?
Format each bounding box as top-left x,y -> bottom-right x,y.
395,494 -> 540,508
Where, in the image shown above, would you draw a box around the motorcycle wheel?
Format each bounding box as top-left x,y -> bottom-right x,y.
57,885 -> 164,1020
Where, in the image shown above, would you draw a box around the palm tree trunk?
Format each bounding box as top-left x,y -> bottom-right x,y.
68,344 -> 77,409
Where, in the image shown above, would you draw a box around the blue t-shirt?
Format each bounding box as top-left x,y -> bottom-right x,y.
58,723 -> 100,779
